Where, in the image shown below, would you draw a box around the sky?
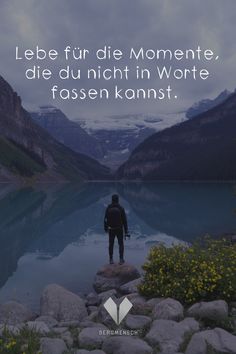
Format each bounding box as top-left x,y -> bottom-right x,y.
0,0 -> 236,123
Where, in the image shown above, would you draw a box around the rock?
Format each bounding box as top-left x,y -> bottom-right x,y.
146,298 -> 164,309
40,284 -> 87,322
125,293 -> 152,315
35,315 -> 58,328
53,327 -> 68,334
86,310 -> 99,322
79,321 -> 107,329
76,350 -> 106,354
119,278 -> 143,295
159,352 -> 183,354
231,235 -> 236,243
231,307 -> 236,316
61,330 -> 74,348
26,321 -> 50,334
58,320 -> 80,327
152,298 -> 184,321
78,326 -> 107,349
181,317 -> 200,332
187,300 -> 229,321
145,318 -> 199,353
102,336 -> 152,354
0,324 -> 21,336
98,289 -> 118,303
125,314 -> 152,330
185,327 -> 236,354
86,292 -> 101,307
78,292 -> 87,300
88,306 -> 98,315
233,318 -> 236,329
93,263 -> 140,293
97,305 -> 116,328
40,337 -> 67,354
0,301 -> 34,325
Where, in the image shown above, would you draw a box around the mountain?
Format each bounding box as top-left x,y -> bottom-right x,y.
0,76 -> 110,182
0,183 -> 109,287
117,92 -> 236,180
186,90 -> 232,118
77,112 -> 185,169
31,106 -> 104,159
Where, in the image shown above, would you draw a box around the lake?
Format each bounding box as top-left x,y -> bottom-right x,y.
0,182 -> 235,311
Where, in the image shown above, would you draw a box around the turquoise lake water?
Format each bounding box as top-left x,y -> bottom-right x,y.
0,182 -> 235,311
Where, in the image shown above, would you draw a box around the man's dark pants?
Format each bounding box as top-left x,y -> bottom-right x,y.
109,228 -> 124,259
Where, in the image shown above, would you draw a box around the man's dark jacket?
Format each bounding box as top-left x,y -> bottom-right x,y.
104,202 -> 128,234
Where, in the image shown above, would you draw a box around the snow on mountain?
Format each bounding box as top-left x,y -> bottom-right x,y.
76,112 -> 186,133
75,112 -> 186,169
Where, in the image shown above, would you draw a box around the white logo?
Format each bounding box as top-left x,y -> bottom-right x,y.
103,297 -> 133,325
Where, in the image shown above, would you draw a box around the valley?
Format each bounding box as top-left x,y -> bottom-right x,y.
0,75 -> 110,182
1,74 -> 232,180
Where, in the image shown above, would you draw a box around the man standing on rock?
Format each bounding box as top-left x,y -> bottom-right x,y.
104,194 -> 129,265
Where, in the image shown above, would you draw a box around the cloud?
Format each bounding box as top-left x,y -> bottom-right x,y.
0,0 -> 235,121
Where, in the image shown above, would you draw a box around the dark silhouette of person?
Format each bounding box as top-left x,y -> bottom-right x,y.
104,194 -> 128,264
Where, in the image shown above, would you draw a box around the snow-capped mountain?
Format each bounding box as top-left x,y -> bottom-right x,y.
0,77 -> 109,182
31,106 -> 105,159
77,112 -> 186,132
76,112 -> 186,169
186,90 -> 232,119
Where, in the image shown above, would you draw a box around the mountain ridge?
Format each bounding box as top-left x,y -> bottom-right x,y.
31,106 -> 105,159
0,76 -> 110,182
186,89 -> 232,118
117,91 -> 236,180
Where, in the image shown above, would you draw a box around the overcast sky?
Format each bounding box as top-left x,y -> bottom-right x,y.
0,0 -> 236,122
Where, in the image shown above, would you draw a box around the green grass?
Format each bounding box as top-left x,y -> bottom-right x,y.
201,316 -> 236,334
0,326 -> 41,354
0,136 -> 46,177
52,147 -> 84,181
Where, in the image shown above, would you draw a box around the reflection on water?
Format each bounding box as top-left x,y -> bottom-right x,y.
0,182 -> 235,310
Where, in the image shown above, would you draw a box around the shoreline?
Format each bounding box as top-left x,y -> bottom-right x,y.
0,262 -> 236,354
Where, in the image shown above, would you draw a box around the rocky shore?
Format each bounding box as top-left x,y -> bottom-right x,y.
0,263 -> 236,354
